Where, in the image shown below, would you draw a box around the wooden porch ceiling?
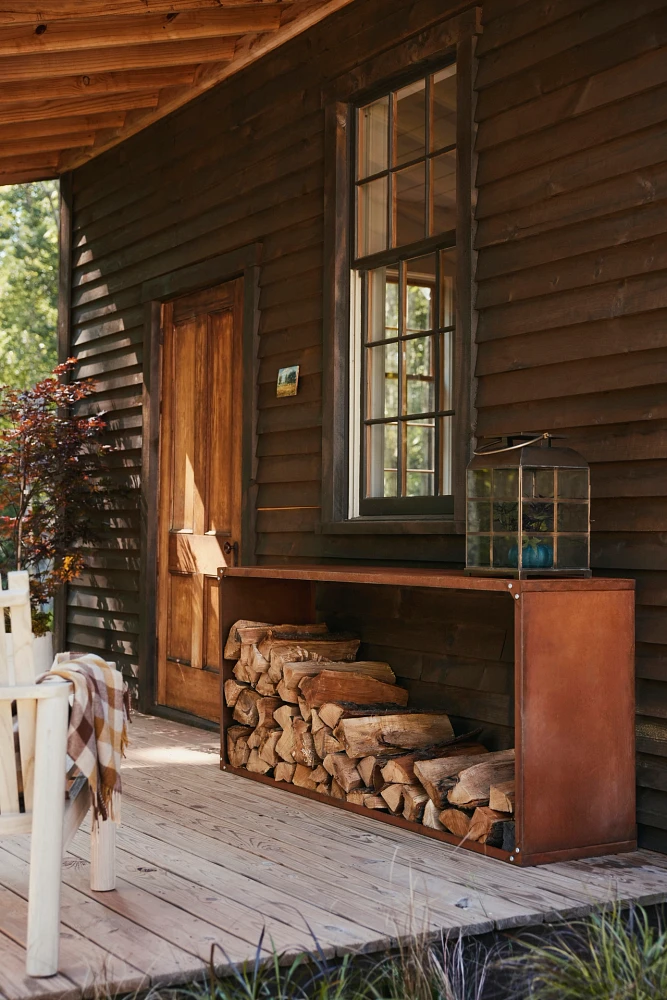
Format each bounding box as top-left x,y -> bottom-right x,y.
0,0 -> 354,186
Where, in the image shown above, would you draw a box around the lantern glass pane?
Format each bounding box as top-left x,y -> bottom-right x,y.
467,534 -> 490,567
523,468 -> 554,499
493,535 -> 517,569
468,500 -> 490,532
557,534 -> 588,569
558,469 -> 588,499
522,536 -> 554,569
493,501 -> 518,532
558,502 -> 588,532
492,468 -> 518,499
523,500 -> 554,533
468,468 -> 491,497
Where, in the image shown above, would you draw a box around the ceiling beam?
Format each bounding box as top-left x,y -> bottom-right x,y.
60,0 -> 356,172
0,36 -> 235,82
0,1 -> 292,25
0,65 -> 197,105
0,8 -> 282,56
0,166 -> 58,185
0,91 -> 160,126
0,132 -> 97,156
0,151 -> 58,177
0,113 -> 127,141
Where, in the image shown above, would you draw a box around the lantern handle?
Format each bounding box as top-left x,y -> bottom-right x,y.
473,432 -> 551,456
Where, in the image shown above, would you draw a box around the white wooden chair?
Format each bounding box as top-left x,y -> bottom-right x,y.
0,570 -> 116,977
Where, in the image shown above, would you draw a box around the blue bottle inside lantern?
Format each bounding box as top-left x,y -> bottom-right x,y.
465,433 -> 591,578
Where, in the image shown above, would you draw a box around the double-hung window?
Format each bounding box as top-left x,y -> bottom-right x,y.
350,62 -> 458,517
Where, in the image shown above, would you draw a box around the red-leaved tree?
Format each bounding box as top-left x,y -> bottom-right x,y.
0,360 -> 112,632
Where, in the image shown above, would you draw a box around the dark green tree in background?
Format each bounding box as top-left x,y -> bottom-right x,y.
0,181 -> 59,388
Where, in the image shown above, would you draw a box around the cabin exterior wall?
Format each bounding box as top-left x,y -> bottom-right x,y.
66,0 -> 667,850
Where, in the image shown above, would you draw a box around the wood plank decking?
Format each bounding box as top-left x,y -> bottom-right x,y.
1,713 -> 667,999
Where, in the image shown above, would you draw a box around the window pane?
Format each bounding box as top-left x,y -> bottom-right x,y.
395,162 -> 426,246
439,329 -> 453,411
367,422 -> 397,497
358,176 -> 388,257
367,266 -> 398,342
441,414 -> 453,495
358,97 -> 389,179
440,248 -> 456,328
395,79 -> 426,166
406,336 -> 434,414
406,419 -> 435,496
406,254 -> 435,333
367,343 -> 398,419
432,65 -> 457,151
431,151 -> 456,235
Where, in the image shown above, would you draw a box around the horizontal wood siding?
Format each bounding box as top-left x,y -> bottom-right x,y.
476,0 -> 667,850
67,0 -> 469,686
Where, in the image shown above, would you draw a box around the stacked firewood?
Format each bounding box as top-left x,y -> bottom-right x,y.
223,619 -> 515,850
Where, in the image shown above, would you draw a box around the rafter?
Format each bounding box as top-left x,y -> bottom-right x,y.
0,114 -> 127,141
0,66 -> 197,105
0,8 -> 282,56
0,91 -> 159,126
0,1 -> 292,25
0,132 -> 97,156
0,36 -> 235,82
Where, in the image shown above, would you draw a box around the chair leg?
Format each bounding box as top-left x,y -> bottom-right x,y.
90,814 -> 116,891
26,695 -> 68,977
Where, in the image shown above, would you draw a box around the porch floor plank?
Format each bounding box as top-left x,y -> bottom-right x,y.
0,712 -> 666,999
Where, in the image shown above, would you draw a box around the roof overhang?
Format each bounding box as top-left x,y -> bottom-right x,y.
0,0 -> 355,185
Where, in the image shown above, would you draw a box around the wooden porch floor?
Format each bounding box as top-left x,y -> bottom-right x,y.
2,715 -> 667,1000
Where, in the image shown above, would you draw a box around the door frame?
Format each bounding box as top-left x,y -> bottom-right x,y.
139,244 -> 261,716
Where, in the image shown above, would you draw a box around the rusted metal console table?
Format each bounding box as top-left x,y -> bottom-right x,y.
217,566 -> 636,866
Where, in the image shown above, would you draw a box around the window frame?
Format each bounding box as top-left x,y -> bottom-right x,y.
321,9 -> 479,534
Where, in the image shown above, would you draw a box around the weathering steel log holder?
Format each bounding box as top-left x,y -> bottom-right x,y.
217,565 -> 636,867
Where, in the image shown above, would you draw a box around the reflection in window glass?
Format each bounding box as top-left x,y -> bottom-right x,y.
432,65 -> 457,151
395,79 -> 426,166
357,176 -> 388,257
406,420 -> 435,496
432,151 -> 457,235
367,343 -> 398,420
358,97 -> 389,178
395,162 -> 426,246
406,336 -> 435,414
367,423 -> 398,497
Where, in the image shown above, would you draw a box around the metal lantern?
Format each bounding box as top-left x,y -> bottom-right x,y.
466,433 -> 591,578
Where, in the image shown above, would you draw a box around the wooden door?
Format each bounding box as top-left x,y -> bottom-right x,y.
157,280 -> 243,722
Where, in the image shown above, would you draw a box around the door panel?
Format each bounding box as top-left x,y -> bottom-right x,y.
157,279 -> 243,722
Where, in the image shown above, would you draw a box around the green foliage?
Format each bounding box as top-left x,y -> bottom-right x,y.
0,181 -> 59,388
508,905 -> 667,1000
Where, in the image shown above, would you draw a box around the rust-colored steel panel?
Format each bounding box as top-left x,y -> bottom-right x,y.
516,589 -> 636,865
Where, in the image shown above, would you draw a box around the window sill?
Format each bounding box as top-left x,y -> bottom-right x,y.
318,517 -> 465,536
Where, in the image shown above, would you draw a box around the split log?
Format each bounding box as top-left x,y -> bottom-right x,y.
380,783 -> 405,814
358,756 -> 378,787
323,753 -> 362,793
382,742 -> 487,786
316,781 -> 331,796
247,726 -> 269,749
467,807 -> 508,847
226,725 -> 250,766
363,793 -> 388,810
246,749 -> 271,775
275,719 -> 296,763
330,778 -> 346,800
447,751 -> 516,807
313,725 -> 344,759
274,762 -> 295,783
232,661 -> 252,685
489,780 -> 515,814
346,788 -> 375,805
259,730 -> 281,767
273,704 -> 300,729
282,659 -> 394,692
292,718 -> 319,767
439,808 -> 473,839
311,710 -> 325,733
311,764 -> 329,783
243,642 -> 270,674
257,697 -> 282,729
293,764 -> 319,790
298,698 -> 312,722
413,748 -> 494,808
232,688 -> 262,727
224,620 -> 272,660
276,680 -> 299,704
334,713 -> 454,757
223,678 -> 247,708
423,799 -> 446,831
263,635 -> 360,673
298,671 -> 406,710
255,673 -> 277,697
402,786 -> 429,823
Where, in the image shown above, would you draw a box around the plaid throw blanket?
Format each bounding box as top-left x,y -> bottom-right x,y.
40,652 -> 130,822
